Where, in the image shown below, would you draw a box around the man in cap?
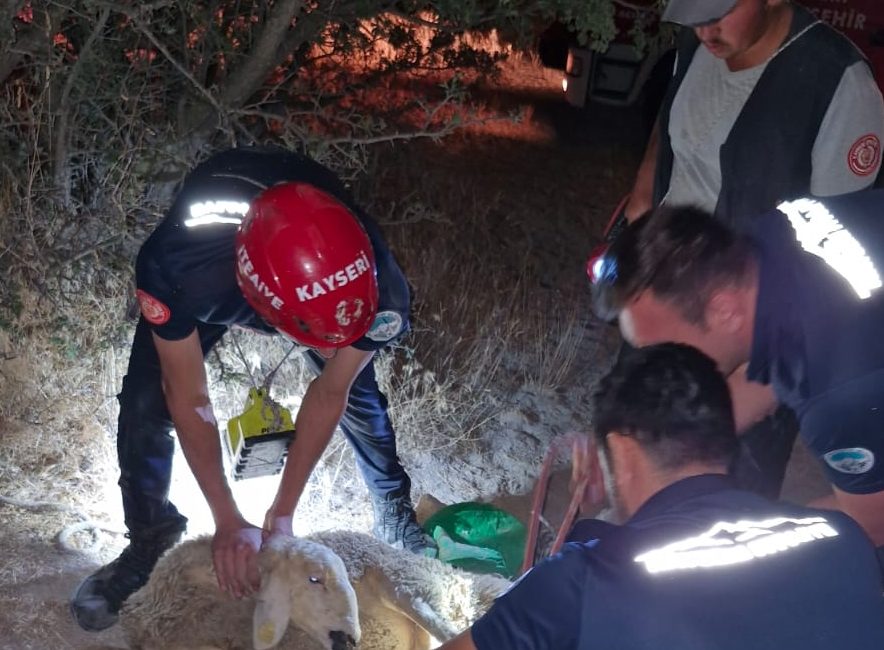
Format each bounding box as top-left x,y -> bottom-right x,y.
624,0 -> 883,225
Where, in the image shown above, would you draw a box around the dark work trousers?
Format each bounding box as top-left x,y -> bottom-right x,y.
301,349 -> 409,497
116,318 -> 410,535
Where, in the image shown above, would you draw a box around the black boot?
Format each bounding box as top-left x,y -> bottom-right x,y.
70,518 -> 186,631
370,490 -> 438,557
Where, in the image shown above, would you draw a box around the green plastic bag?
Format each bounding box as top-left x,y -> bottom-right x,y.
423,502 -> 526,578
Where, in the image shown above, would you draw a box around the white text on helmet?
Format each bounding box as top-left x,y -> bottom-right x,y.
184,200 -> 250,227
778,198 -> 882,299
634,515 -> 838,574
295,251 -> 372,302
236,245 -> 284,310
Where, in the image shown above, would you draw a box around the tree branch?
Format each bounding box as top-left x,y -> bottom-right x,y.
132,15 -> 228,124
0,2 -> 68,87
0,0 -> 26,45
53,7 -> 110,207
385,8 -> 496,32
217,0 -> 305,109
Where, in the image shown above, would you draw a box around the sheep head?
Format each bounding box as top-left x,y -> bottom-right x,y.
253,535 -> 360,650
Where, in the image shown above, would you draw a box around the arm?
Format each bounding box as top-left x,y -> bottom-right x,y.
810,61 -> 884,195
443,550 -> 585,650
264,345 -> 374,534
727,364 -> 779,434
623,120 -> 660,222
151,331 -> 261,597
816,487 -> 884,547
800,392 -> 884,546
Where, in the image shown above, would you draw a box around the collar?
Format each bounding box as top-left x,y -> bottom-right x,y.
787,4 -> 819,42
746,225 -> 783,387
626,474 -> 737,524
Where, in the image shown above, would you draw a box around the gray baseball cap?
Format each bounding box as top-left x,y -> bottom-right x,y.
661,0 -> 739,26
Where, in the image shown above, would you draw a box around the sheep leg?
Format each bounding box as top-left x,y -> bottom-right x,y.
362,568 -> 460,642
412,625 -> 432,650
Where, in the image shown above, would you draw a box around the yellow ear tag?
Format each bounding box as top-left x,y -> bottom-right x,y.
257,621 -> 276,645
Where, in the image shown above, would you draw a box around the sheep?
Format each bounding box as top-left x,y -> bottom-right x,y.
302,530 -> 511,650
121,534 -> 360,650
121,530 -> 511,650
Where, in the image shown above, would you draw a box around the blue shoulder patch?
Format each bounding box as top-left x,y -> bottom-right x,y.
365,310 -> 403,342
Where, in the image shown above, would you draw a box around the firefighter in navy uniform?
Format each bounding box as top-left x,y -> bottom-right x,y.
592,188 -> 884,562
614,0 -> 884,504
439,344 -> 884,650
71,147 -> 436,632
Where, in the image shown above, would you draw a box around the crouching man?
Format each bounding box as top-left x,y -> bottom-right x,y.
591,190 -> 884,552
439,344 -> 884,650
71,147 -> 435,632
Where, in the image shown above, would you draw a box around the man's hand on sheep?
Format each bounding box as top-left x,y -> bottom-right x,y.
122,530 -> 505,650
212,520 -> 263,598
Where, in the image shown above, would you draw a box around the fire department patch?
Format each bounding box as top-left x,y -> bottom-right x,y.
823,447 -> 875,475
136,289 -> 171,325
366,310 -> 403,342
847,134 -> 881,177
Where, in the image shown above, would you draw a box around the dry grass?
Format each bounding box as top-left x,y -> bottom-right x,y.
0,65 -> 605,537
0,23 -> 837,650
0,38 -> 632,647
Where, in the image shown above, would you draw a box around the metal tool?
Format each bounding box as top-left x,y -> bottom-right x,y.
225,386 -> 296,480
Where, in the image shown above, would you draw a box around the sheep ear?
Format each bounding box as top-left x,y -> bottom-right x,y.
253,572 -> 292,650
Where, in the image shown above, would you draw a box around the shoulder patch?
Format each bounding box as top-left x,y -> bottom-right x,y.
136,289 -> 171,326
823,447 -> 875,475
365,310 -> 403,342
847,134 -> 881,176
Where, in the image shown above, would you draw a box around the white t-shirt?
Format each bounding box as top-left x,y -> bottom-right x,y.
665,40 -> 884,212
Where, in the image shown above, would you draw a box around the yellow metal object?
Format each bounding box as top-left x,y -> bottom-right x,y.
225,387 -> 295,480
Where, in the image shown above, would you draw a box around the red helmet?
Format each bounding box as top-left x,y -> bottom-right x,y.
235,182 -> 378,348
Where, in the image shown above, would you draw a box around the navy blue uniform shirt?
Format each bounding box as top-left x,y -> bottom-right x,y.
135,147 -> 410,352
747,189 -> 884,493
472,475 -> 884,650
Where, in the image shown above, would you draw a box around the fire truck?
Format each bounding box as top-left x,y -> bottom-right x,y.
553,0 -> 884,109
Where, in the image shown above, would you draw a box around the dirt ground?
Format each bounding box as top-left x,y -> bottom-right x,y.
0,56 -> 830,649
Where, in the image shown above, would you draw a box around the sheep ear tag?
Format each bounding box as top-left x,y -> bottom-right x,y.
253,573 -> 292,650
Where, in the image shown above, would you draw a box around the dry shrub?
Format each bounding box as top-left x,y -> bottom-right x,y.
0,11 -> 625,646
352,132 -> 606,486
0,20 -> 621,559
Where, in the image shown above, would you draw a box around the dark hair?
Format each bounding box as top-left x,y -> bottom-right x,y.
591,343 -> 738,471
592,206 -> 756,324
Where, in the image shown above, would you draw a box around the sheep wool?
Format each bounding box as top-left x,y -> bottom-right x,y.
121,530 -> 511,650
121,534 -> 359,650
303,531 -> 511,649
